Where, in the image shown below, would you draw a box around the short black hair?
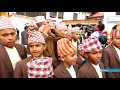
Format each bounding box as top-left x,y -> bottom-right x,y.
98,23 -> 105,31
99,35 -> 107,44
112,25 -> 117,30
24,26 -> 28,30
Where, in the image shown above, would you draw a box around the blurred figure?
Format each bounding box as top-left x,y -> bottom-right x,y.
53,38 -> 79,78
77,37 -> 106,78
102,24 -> 120,78
21,25 -> 28,45
0,16 -> 27,78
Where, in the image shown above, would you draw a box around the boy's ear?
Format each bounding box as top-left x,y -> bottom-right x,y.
60,56 -> 65,61
84,52 -> 88,58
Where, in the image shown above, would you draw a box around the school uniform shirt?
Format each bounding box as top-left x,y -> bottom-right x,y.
71,39 -> 77,49
71,39 -> 80,51
53,62 -> 79,78
92,63 -> 103,78
0,44 -> 27,78
66,65 -> 76,78
77,60 -> 106,78
4,46 -> 22,70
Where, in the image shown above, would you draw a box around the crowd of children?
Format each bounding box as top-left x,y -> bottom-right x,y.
0,15 -> 120,78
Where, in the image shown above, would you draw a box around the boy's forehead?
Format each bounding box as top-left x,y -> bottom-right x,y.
87,50 -> 102,53
29,42 -> 43,45
0,28 -> 15,34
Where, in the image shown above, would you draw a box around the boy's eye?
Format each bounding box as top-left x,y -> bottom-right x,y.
2,34 -> 8,37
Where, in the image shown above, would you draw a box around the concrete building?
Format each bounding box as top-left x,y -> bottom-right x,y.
46,12 -> 91,20
103,12 -> 120,33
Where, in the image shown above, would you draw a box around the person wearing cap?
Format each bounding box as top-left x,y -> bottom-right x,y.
24,21 -> 38,45
24,21 -> 39,57
14,31 -> 50,78
71,26 -> 80,50
55,22 -> 69,37
35,16 -> 46,32
77,37 -> 106,78
53,38 -> 79,78
77,43 -> 87,65
35,16 -> 57,68
51,22 -> 72,68
0,16 -> 27,78
102,24 -> 120,78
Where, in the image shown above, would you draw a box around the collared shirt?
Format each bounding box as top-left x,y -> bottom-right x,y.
71,39 -> 80,50
4,46 -> 22,70
71,39 -> 77,49
113,45 -> 120,60
66,65 -> 76,78
92,64 -> 103,78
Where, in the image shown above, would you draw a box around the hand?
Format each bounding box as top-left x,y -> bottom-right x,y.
42,22 -> 51,35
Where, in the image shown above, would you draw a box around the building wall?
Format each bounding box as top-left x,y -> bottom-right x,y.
46,12 -> 91,20
63,12 -> 73,20
103,12 -> 120,33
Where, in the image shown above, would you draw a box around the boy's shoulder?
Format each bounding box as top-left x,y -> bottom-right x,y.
17,56 -> 32,65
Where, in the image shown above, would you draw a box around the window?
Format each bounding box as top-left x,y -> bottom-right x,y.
16,12 -> 25,15
50,12 -> 57,18
116,12 -> 120,15
16,12 -> 46,18
58,12 -> 64,19
73,13 -> 78,20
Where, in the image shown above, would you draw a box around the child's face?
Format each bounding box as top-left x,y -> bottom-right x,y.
111,36 -> 120,48
72,32 -> 80,41
60,30 -> 68,37
28,25 -> 36,31
62,52 -> 77,68
86,50 -> 102,65
29,42 -> 46,58
0,28 -> 17,48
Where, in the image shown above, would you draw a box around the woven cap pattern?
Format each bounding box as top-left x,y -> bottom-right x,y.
57,38 -> 76,57
27,57 -> 54,78
28,30 -> 45,44
82,37 -> 102,52
0,16 -> 14,30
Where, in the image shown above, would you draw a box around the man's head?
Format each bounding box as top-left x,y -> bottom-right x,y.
82,37 -> 102,65
26,21 -> 38,31
57,38 -> 77,68
35,16 -> 46,27
56,22 -> 69,37
28,31 -> 46,58
0,16 -> 17,48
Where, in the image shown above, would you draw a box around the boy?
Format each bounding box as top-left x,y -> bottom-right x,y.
78,44 -> 87,65
14,31 -> 50,78
102,23 -> 120,78
0,16 -> 27,78
53,38 -> 79,78
77,37 -> 106,78
71,27 -> 80,50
